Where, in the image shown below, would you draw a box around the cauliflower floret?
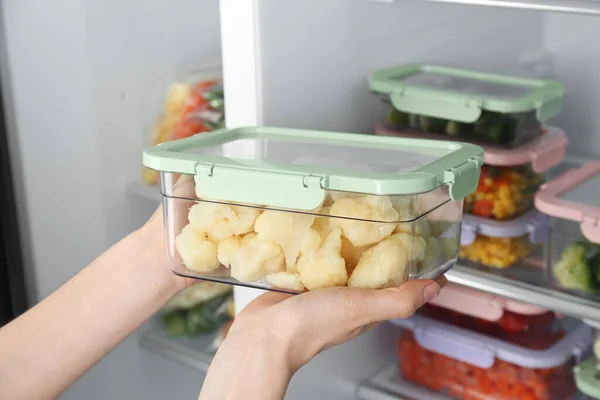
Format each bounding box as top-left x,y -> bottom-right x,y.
175,225 -> 220,272
230,234 -> 285,283
341,237 -> 370,273
266,272 -> 305,292
217,236 -> 242,268
312,208 -> 333,241
329,195 -> 398,246
297,229 -> 348,291
389,233 -> 427,262
348,234 -> 410,289
188,203 -> 260,241
394,206 -> 432,237
254,210 -> 315,268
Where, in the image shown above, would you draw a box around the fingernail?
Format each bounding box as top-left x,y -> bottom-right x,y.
423,282 -> 441,303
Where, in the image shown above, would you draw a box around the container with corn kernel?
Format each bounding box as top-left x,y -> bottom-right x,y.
460,211 -> 548,269
375,126 -> 567,221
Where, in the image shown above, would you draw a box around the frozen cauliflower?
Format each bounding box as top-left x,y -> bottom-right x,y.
188,203 -> 260,242
175,225 -> 220,272
217,236 -> 242,268
230,234 -> 285,283
329,195 -> 398,246
341,237 -> 370,272
254,210 -> 315,268
390,233 -> 426,262
266,272 -> 305,292
348,234 -> 410,289
394,206 -> 432,237
312,207 -> 333,241
297,229 -> 348,291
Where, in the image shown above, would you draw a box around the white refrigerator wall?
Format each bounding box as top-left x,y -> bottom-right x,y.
1,0 -> 221,399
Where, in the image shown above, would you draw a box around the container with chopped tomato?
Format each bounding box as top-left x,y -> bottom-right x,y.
369,64 -> 564,148
536,162 -> 600,296
143,65 -> 224,186
459,210 -> 548,269
375,125 -> 567,221
393,314 -> 592,400
424,283 -> 557,346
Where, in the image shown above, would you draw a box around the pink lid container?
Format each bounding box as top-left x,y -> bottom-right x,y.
374,124 -> 567,172
535,162 -> 600,243
429,282 -> 548,321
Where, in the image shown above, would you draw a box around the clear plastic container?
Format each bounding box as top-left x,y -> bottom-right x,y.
393,314 -> 592,400
459,211 -> 548,269
424,283 -> 556,345
535,162 -> 600,295
375,125 -> 567,220
143,65 -> 224,186
143,127 -> 483,292
369,64 -> 564,148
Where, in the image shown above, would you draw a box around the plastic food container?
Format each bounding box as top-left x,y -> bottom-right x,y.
459,210 -> 548,269
424,283 -> 556,345
375,125 -> 567,220
535,162 -> 600,294
369,64 -> 564,148
142,127 -> 483,293
574,358 -> 600,400
143,66 -> 224,186
393,314 -> 592,400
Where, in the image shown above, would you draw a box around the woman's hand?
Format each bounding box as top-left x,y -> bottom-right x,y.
199,277 -> 445,400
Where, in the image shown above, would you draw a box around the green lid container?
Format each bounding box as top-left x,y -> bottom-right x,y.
574,358 -> 600,399
143,126 -> 483,210
369,64 -> 565,123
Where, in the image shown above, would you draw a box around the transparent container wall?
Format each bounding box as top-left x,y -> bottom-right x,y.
161,172 -> 462,293
595,330 -> 600,371
420,304 -> 560,348
460,233 -> 539,269
465,164 -> 544,221
379,97 -> 542,148
397,331 -> 577,400
547,219 -> 600,296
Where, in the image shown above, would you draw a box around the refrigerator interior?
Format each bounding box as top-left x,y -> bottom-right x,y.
2,0 -> 600,399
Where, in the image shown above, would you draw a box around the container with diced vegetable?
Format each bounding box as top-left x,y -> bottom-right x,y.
143,66 -> 224,186
535,162 -> 600,295
375,125 -> 567,220
142,127 -> 483,292
369,64 -> 564,148
459,210 -> 548,269
393,313 -> 592,400
424,283 -> 556,345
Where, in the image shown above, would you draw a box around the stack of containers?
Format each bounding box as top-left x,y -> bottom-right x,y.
369,64 -> 567,270
392,313 -> 593,400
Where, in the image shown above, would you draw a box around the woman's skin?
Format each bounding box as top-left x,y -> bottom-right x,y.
0,207 -> 443,400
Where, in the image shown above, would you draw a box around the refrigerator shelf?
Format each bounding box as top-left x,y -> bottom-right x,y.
448,262 -> 600,323
137,317 -> 217,372
366,0 -> 600,16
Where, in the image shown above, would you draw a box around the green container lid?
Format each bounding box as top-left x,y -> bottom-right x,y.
143,126 -> 483,210
369,64 -> 564,123
574,357 -> 600,399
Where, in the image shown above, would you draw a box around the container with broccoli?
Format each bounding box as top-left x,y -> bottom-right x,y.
552,241 -> 600,293
369,64 -> 564,148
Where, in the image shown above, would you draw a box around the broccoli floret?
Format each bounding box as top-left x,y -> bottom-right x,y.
162,311 -> 187,336
419,116 -> 448,133
553,242 -> 595,292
